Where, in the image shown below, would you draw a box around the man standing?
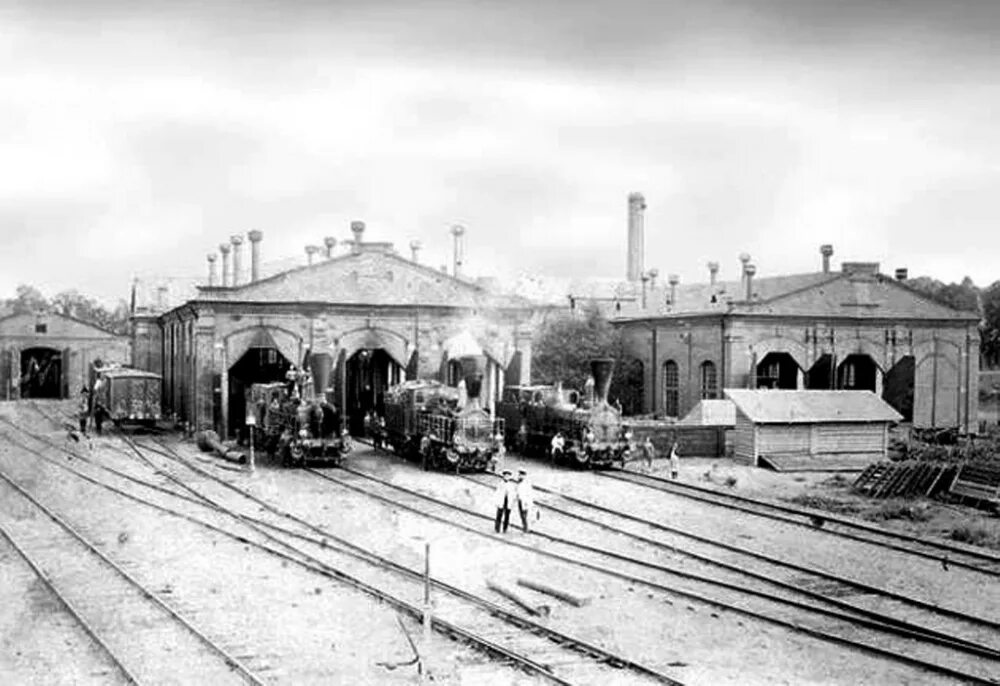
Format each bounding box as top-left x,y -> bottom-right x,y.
670,440 -> 681,479
550,432 -> 565,463
516,468 -> 536,533
493,470 -> 515,533
77,387 -> 90,435
643,436 -> 656,471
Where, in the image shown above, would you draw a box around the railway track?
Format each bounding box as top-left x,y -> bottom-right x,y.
297,458 -> 1000,684
455,471 -> 1000,644
0,417 -> 684,686
0,467 -> 263,686
600,468 -> 1000,577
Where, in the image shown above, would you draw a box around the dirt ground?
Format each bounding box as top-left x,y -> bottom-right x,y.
2,399 -> 1000,685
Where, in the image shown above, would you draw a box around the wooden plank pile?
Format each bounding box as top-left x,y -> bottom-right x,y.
852,461 -> 955,499
950,462 -> 1000,506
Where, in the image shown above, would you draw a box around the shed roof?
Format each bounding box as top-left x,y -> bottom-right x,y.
724,389 -> 903,424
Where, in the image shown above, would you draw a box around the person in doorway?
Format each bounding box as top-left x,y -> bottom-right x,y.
643,436 -> 656,471
550,432 -> 565,463
669,440 -> 681,479
515,468 -> 536,533
77,387 -> 90,435
493,470 -> 515,533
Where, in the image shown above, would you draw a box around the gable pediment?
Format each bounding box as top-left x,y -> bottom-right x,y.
735,274 -> 976,321
200,251 -> 524,309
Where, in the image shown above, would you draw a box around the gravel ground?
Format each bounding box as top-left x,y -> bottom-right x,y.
4,399 -> 999,685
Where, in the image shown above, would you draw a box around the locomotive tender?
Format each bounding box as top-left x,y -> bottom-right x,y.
248,352 -> 351,467
384,354 -> 504,472
89,365 -> 162,427
497,358 -> 630,468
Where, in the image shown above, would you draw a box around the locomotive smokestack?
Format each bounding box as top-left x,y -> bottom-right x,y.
627,192 -> 646,282
459,354 -> 486,405
248,230 -> 263,282
590,358 -> 614,406
308,352 -> 335,401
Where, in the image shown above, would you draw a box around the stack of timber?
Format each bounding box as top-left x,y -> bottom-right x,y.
950,462 -> 1000,507
852,460 -> 956,499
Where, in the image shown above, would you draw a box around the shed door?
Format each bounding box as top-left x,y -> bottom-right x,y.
62,347 -> 72,400
0,349 -> 10,401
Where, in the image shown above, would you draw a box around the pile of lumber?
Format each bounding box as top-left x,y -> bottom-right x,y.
852,460 -> 955,499
950,462 -> 1000,506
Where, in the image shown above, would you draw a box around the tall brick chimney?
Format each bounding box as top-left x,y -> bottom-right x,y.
744,263 -> 757,301
248,230 -> 263,282
409,239 -> 422,263
627,192 -> 646,282
820,244 -> 834,273
207,253 -> 218,286
451,224 -> 465,277
219,243 -> 231,287
350,221 -> 365,255
323,236 -> 337,259
707,261 -> 719,286
230,235 -> 244,286
305,245 -> 320,266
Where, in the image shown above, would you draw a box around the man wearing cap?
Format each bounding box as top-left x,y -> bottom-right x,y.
493,470 -> 515,533
516,468 -> 536,533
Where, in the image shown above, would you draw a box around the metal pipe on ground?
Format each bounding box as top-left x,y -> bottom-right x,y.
516,578 -> 589,607
486,580 -> 550,617
195,430 -> 247,464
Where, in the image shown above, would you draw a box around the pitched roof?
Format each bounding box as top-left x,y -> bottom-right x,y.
724,389 -> 903,424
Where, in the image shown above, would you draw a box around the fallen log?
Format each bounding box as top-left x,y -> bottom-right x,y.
516,577 -> 589,607
486,580 -> 550,617
195,430 -> 248,464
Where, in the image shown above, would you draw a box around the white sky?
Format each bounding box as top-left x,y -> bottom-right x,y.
1,0 -> 999,305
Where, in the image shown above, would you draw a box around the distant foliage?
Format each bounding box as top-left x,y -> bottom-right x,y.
2,284 -> 131,335
532,305 -> 645,414
906,275 -> 1000,369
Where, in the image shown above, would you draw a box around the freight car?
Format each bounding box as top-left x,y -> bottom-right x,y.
497,358 -> 629,468
89,365 -> 163,428
384,354 -> 504,472
247,352 -> 351,467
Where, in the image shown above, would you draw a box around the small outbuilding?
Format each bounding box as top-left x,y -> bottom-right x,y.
725,389 -> 903,470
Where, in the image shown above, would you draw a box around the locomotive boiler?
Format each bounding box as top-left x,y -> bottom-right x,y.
497,358 -> 629,468
384,354 -> 504,472
249,351 -> 351,467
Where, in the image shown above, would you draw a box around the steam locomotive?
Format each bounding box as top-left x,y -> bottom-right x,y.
497,358 -> 630,468
384,355 -> 504,472
248,352 -> 351,467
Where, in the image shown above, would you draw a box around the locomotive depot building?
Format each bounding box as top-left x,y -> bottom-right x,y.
0,311 -> 130,401
131,223 -> 537,440
568,193 -> 982,435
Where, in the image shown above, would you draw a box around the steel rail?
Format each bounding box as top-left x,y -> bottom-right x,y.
0,467 -> 267,686
0,522 -> 143,686
458,471 -> 1000,634
603,468 -> 1000,573
0,425 -> 681,686
306,465 -> 1000,685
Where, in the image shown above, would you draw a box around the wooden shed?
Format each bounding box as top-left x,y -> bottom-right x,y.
724,390 -> 903,470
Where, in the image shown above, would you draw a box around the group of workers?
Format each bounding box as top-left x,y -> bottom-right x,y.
547,428 -> 680,477
492,468 -> 536,534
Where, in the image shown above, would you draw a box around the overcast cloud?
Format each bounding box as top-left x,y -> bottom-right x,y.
1,0 -> 999,304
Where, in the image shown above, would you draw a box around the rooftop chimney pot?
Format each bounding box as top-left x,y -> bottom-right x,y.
627,192 -> 646,282
247,230 -> 263,282
744,263 -> 757,301
707,261 -> 720,286
207,253 -> 218,287
409,239 -> 422,262
230,235 -> 244,286
323,236 -> 337,259
450,224 -> 466,277
820,244 -> 834,273
219,243 -> 232,287
305,244 -> 320,266
350,221 -> 365,254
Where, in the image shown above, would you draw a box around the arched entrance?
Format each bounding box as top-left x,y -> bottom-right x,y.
883,355 -> 914,421
228,346 -> 291,440
346,348 -> 403,435
838,354 -> 878,391
806,354 -> 834,389
20,347 -> 62,399
756,352 -> 798,389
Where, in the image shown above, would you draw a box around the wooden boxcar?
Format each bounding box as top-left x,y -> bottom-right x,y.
92,367 -> 162,426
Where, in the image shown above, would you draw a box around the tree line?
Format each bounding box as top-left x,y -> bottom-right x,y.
2,284 -> 132,335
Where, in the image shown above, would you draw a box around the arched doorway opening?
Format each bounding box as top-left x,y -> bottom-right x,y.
228,346 -> 291,440
20,347 -> 62,399
838,354 -> 878,391
346,348 -> 403,436
756,352 -> 799,389
806,354 -> 834,389
883,355 -> 914,421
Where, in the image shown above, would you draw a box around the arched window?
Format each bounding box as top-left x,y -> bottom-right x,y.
700,361 -> 718,399
662,360 -> 679,418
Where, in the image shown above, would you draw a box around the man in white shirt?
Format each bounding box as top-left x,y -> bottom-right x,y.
516,469 -> 536,533
493,471 -> 515,533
